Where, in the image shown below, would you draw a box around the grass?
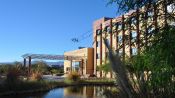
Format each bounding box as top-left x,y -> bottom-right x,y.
0,78 -> 116,96
0,80 -> 59,95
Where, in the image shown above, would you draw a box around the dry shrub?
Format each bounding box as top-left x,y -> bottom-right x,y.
67,71 -> 80,82
30,71 -> 42,81
6,67 -> 20,83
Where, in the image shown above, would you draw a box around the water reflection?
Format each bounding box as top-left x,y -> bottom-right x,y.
2,86 -> 117,98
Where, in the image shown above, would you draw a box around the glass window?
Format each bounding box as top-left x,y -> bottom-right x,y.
96,53 -> 100,59
96,29 -> 101,35
66,67 -> 70,71
105,52 -> 109,58
148,27 -> 154,34
118,35 -> 123,43
96,41 -> 100,47
131,17 -> 137,24
73,62 -> 80,72
132,48 -> 137,55
106,39 -> 110,46
131,31 -> 137,42
118,23 -> 122,30
115,50 -> 119,55
148,10 -> 154,17
131,31 -> 137,38
113,23 -> 118,30
119,50 -> 123,56
107,26 -> 111,33
103,27 -> 107,32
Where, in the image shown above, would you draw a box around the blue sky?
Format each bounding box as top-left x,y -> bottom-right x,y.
0,0 -> 118,62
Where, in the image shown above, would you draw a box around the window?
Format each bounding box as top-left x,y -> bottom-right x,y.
107,26 -> 111,33
131,48 -> 137,55
105,52 -> 109,58
113,23 -> 118,30
148,27 -> 154,34
118,23 -> 122,30
170,22 -> 175,26
131,31 -> 137,42
131,31 -> 137,38
106,39 -> 110,46
96,53 -> 100,59
66,67 -> 70,71
73,62 -> 80,72
131,17 -> 136,24
96,41 -> 100,47
115,50 -> 119,55
118,35 -> 123,43
147,10 -> 154,17
119,50 -> 123,56
103,27 -> 107,32
96,29 -> 101,35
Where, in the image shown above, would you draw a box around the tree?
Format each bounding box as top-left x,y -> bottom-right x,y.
108,0 -> 175,12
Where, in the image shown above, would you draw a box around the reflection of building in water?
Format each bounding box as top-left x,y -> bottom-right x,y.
63,86 -> 96,98
63,86 -> 117,98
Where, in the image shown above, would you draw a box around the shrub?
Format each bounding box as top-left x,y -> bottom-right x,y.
67,71 -> 80,82
29,71 -> 42,81
0,65 -> 10,75
6,67 -> 20,83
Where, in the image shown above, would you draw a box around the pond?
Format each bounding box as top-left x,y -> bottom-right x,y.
2,86 -> 118,98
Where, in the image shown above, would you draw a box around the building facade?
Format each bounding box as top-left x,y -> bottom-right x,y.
64,1 -> 174,78
64,48 -> 94,76
93,2 -> 171,78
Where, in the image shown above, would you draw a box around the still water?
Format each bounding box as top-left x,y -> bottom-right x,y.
3,86 -> 117,98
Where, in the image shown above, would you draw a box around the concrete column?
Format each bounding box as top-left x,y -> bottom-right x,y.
129,18 -> 132,57
122,15 -> 125,61
110,19 -> 113,49
100,24 -> 102,77
110,19 -> 113,78
23,58 -> 26,67
70,59 -> 72,72
28,56 -> 31,76
136,9 -> 140,53
81,59 -> 84,75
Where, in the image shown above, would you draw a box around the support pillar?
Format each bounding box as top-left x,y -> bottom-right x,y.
122,15 -> 125,61
110,19 -> 113,78
81,59 -> 84,75
23,58 -> 26,67
100,24 -> 102,78
28,56 -> 31,76
136,9 -> 140,53
70,59 -> 72,73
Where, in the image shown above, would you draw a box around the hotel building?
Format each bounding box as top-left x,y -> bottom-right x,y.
93,2 -> 172,78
